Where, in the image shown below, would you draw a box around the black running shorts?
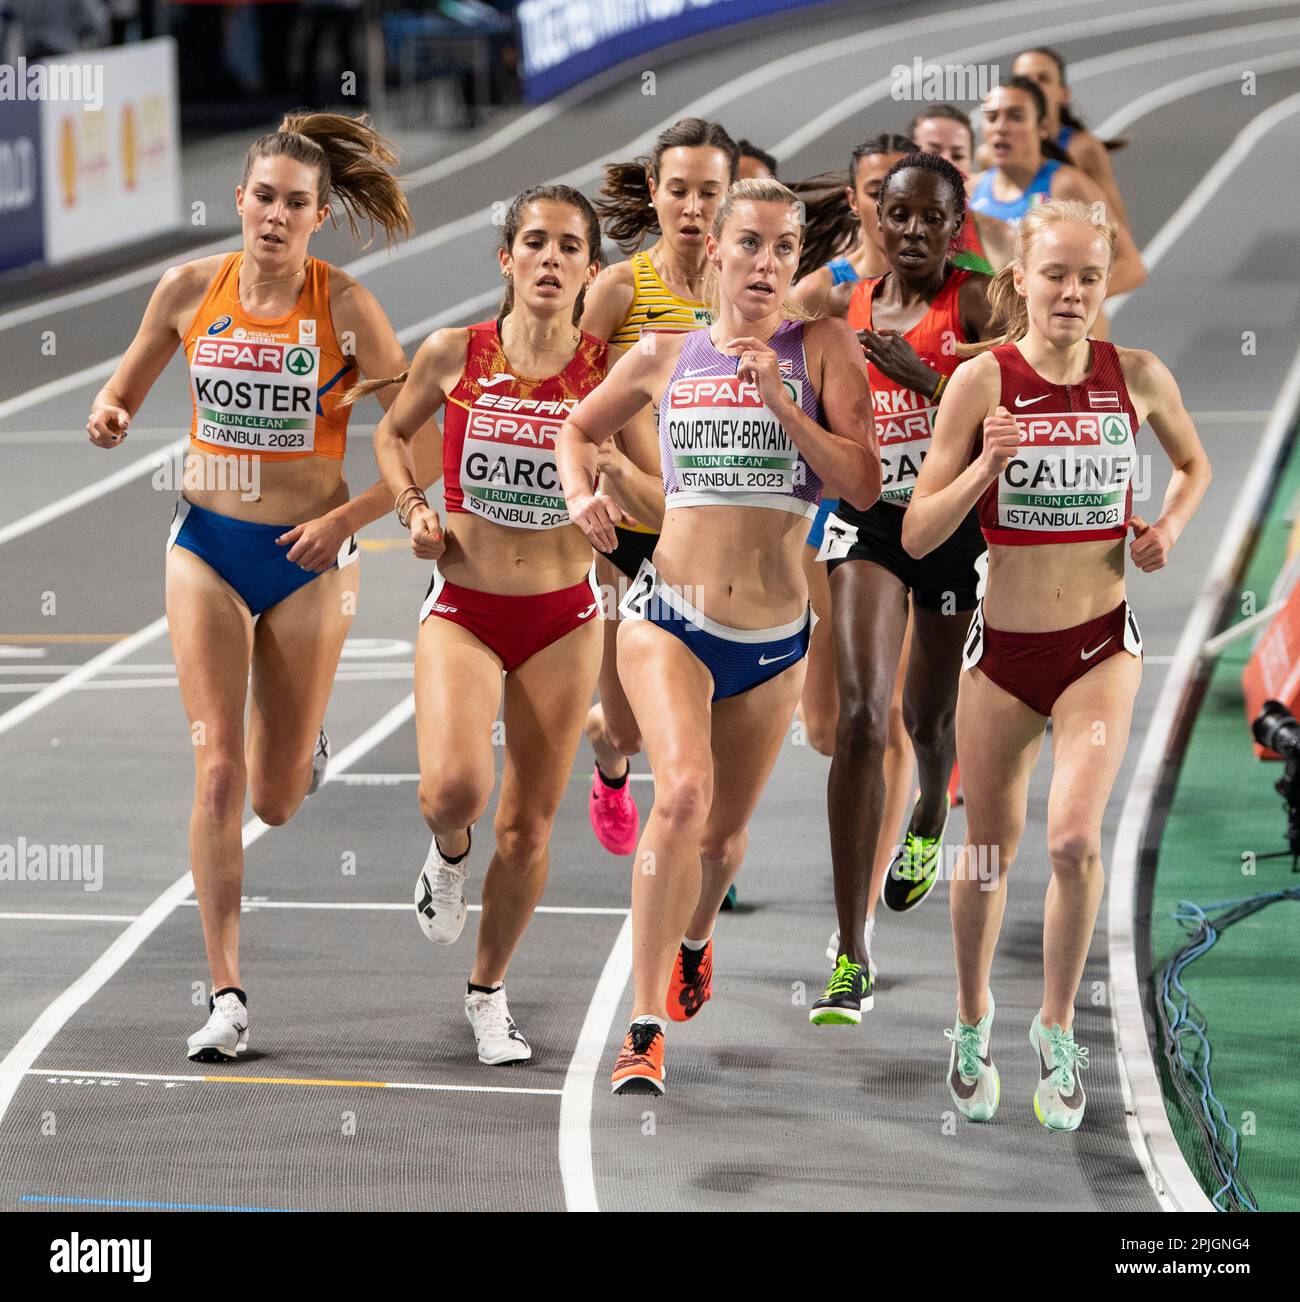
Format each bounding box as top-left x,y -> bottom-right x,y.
823,500 -> 985,612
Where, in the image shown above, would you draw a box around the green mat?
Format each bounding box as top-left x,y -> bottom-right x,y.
1151,429 -> 1300,1211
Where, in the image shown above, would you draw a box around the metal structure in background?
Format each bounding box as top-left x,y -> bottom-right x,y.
364,0 -> 515,129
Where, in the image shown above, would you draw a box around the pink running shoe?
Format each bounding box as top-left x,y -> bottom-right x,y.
589,766 -> 639,855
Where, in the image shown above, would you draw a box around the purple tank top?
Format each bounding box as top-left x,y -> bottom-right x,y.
657,319 -> 823,519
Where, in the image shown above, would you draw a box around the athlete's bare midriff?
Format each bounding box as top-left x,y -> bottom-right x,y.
183,449 -> 350,524
982,536 -> 1126,632
654,504 -> 809,628
439,512 -> 594,596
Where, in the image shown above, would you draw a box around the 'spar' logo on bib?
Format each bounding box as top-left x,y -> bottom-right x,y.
193,338 -> 287,373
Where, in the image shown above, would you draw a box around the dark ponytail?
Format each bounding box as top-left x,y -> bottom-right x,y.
791,133 -> 910,280
1014,49 -> 1129,152
243,111 -> 413,249
596,117 -> 739,254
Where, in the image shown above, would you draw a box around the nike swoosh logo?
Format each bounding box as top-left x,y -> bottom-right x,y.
950,1053 -> 992,1099
645,308 -> 674,320
684,365 -> 715,377
1036,1042 -> 1083,1106
1080,637 -> 1112,660
758,650 -> 797,665
1013,394 -> 1049,408
479,373 -> 514,388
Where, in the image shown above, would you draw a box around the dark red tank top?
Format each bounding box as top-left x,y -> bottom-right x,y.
442,320 -> 607,530
846,267 -> 971,505
977,340 -> 1139,545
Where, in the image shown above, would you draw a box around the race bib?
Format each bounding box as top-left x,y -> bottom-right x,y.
815,512 -> 858,563
459,395 -> 572,530
190,337 -> 319,454
875,397 -> 937,505
997,411 -> 1137,535
664,374 -> 803,495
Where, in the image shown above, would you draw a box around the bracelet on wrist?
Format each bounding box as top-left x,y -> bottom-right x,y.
394,486 -> 427,528
931,372 -> 949,403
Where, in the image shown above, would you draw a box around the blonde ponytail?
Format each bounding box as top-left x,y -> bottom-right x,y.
339,369 -> 409,408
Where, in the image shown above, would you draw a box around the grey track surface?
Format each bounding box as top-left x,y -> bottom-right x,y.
1,0 -> 1297,1212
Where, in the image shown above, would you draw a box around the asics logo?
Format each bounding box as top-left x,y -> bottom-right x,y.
758,649 -> 797,666
1080,637 -> 1112,660
479,373 -> 514,388
1013,394 -> 1049,408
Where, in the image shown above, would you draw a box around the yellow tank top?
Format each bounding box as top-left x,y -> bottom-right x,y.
610,250 -> 713,533
608,250 -> 713,348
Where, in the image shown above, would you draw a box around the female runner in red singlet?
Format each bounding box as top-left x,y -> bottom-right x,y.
362,186 -> 608,1066
86,113 -> 431,1062
904,200 -> 1209,1131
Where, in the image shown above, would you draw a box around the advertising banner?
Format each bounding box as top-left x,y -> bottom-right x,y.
38,37 -> 181,265
0,95 -> 44,271
518,0 -> 830,103
1242,580 -> 1300,759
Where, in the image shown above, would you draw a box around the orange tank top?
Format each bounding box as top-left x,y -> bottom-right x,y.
846,266 -> 971,505
183,253 -> 354,461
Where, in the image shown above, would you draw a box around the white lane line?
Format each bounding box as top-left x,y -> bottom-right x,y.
0,616 -> 169,739
774,0 -> 1296,158
0,913 -> 138,923
0,357 -> 121,424
1109,338 -> 1300,1215
0,438 -> 184,547
0,667 -> 414,693
1096,44 -> 1300,138
175,899 -> 629,917
26,1067 -> 562,1096
0,692 -> 416,1132
1070,14 -> 1300,83
0,0 -> 1107,428
559,913 -> 633,1212
1108,90 -> 1300,320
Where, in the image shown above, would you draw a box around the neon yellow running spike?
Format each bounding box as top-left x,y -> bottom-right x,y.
883,797 -> 949,913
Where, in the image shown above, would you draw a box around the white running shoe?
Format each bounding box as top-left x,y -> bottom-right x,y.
307,727 -> 330,796
465,987 -> 532,1065
414,830 -> 471,945
1030,1013 -> 1089,1131
824,915 -> 877,978
944,995 -> 1000,1122
186,990 -> 249,1062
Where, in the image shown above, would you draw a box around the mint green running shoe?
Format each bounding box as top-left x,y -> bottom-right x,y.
1030,1014 -> 1089,1131
944,996 -> 1000,1121
883,797 -> 949,912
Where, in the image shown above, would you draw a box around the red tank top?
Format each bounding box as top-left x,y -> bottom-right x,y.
442,320 -> 608,530
977,340 -> 1139,545
846,266 -> 971,505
